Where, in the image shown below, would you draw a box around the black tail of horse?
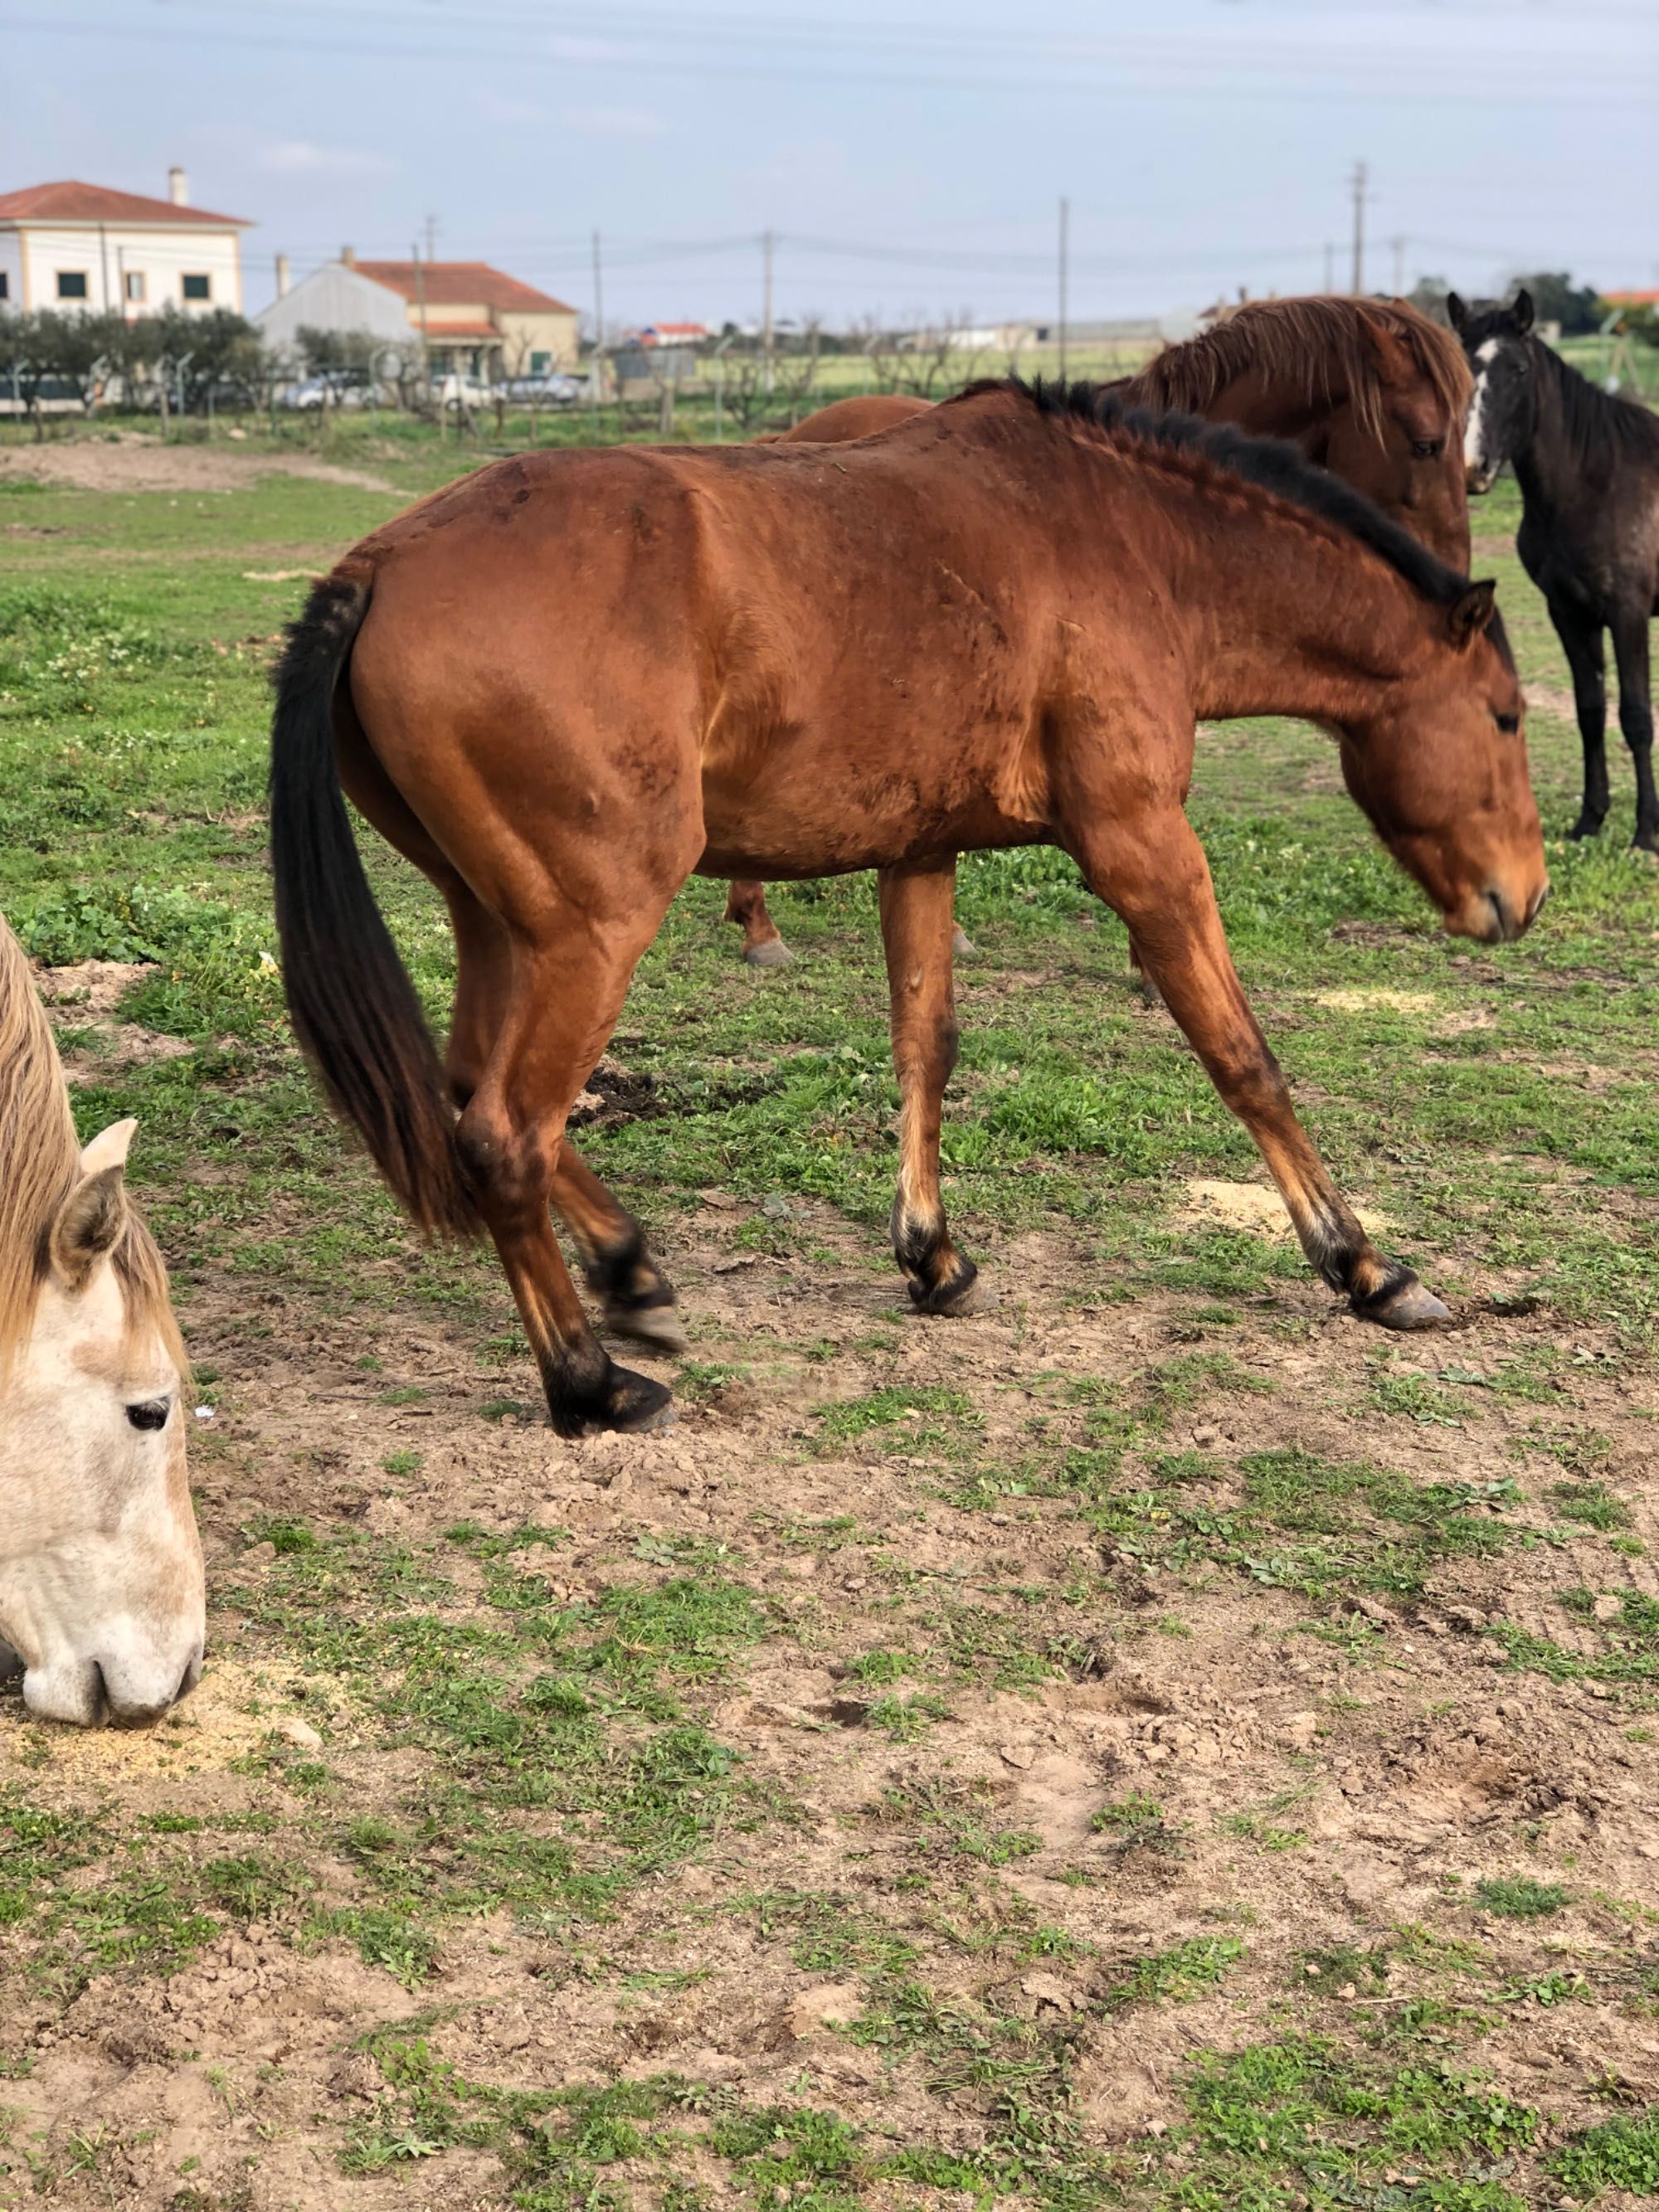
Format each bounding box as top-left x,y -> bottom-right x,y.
269,569 -> 479,1239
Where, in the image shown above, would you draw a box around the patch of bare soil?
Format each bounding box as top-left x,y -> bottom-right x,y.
1525,680 -> 1579,725
35,957 -> 194,1082
0,437 -> 395,496
4,1197 -> 1657,2207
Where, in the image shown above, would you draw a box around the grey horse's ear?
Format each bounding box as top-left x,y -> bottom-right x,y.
1511,288 -> 1535,335
1446,291 -> 1467,335
48,1119 -> 134,1290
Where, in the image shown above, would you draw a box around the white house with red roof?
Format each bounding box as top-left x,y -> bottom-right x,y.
0,171 -> 251,317
255,249 -> 580,377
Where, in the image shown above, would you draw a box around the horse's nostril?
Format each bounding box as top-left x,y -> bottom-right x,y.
89,1660 -> 110,1728
176,1653 -> 202,1704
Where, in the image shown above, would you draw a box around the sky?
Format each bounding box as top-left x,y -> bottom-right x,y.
6,0 -> 1657,332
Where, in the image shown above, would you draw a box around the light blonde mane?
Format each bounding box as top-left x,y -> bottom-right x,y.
0,914 -> 184,1383
1127,296 -> 1473,446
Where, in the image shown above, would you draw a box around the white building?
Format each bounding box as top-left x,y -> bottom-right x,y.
254,259 -> 414,357
0,171 -> 251,318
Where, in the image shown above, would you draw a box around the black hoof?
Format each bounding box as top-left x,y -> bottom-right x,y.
907,1256 -> 985,1317
1568,815 -> 1605,842
593,1366 -> 676,1434
603,1298 -> 688,1353
1353,1276 -> 1452,1332
1632,832 -> 1659,859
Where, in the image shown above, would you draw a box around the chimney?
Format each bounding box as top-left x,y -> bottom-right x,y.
168,166 -> 188,207
275,253 -> 291,298
341,244 -> 356,267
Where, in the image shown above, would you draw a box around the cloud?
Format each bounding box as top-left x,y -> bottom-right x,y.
561,105 -> 666,141
255,139 -> 395,178
474,90 -> 547,127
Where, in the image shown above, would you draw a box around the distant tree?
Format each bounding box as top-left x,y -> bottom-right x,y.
1507,273 -> 1602,337
0,311 -> 64,440
294,323 -> 382,393
1407,275 -> 1452,323
153,305 -> 264,411
100,314 -> 165,409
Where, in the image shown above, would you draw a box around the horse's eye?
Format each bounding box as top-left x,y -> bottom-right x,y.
126,1398 -> 172,1432
1410,438 -> 1443,460
1495,712 -> 1520,735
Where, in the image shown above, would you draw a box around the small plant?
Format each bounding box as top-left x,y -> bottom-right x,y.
1475,1874 -> 1569,1920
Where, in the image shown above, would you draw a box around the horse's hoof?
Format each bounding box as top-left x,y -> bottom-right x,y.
1358,1280 -> 1452,1331
909,1261 -> 988,1317
1632,834 -> 1659,860
951,926 -> 977,959
604,1300 -> 688,1354
744,937 -> 794,968
592,1367 -> 676,1433
1568,816 -> 1605,842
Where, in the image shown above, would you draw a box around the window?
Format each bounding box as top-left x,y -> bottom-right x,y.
124,270 -> 146,303
529,350 -> 551,374
181,273 -> 211,301
56,270 -> 89,300
0,272 -> 8,300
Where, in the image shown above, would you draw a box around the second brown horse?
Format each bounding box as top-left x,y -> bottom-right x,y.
270,383 -> 1544,1437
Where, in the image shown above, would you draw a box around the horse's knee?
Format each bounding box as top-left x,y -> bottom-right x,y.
456,1102 -> 556,1217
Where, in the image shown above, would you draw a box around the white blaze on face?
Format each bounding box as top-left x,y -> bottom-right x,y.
0,1121 -> 204,1728
1463,337 -> 1503,475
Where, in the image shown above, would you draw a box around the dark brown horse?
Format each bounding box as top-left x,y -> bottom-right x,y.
726,295 -> 1474,961
270,384 -> 1544,1437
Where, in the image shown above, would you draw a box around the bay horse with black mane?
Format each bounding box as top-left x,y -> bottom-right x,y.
1452,287 -> 1659,852
270,382 -> 1545,1437
726,294 -> 1475,961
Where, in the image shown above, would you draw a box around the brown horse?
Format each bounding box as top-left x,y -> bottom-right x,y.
725,295 -> 1474,961
270,383 -> 1544,1438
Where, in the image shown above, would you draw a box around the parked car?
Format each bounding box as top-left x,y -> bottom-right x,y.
431,372 -> 491,411
275,377 -> 365,411
498,372 -> 586,406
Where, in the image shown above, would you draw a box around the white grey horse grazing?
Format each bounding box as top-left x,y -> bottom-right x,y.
0,914 -> 204,1726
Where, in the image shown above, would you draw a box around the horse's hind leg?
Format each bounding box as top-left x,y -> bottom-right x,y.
1551,600 -> 1609,840
1609,605 -> 1657,853
879,858 -> 980,1315
459,912 -> 686,1436
725,878 -> 793,966
444,880 -> 685,1350
1068,805 -> 1447,1330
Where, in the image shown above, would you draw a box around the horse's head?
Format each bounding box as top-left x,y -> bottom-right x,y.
1316,312 -> 1473,570
0,1116 -> 204,1728
1336,583 -> 1548,945
1448,289 -> 1537,494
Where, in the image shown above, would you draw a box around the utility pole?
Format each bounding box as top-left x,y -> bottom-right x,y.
412,240 -> 431,428
1390,233 -> 1406,295
591,228 -> 605,423
424,212 -> 437,265
1058,195 -> 1070,383
1350,160 -> 1367,295
761,228 -> 775,395
1322,242 -> 1334,294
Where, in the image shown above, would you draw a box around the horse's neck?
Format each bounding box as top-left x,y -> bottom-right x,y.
1141,486 -> 1433,723
1511,344 -> 1574,515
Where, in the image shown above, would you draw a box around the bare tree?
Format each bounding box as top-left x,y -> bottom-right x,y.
849,314 -> 907,394
771,316 -> 823,425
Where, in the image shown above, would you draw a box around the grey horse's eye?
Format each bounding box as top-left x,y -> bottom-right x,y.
126,1398 -> 172,1432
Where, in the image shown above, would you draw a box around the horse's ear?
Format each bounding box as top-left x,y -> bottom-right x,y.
1446,291 -> 1467,335
1511,289 -> 1535,335
49,1119 -> 135,1291
1447,579 -> 1497,651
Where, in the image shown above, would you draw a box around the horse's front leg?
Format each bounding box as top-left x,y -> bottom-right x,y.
878,858 -> 981,1315
1069,807 -> 1448,1330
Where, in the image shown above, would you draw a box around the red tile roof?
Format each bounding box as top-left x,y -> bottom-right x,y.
1605,289 -> 1659,307
0,180 -> 250,227
354,260 -> 574,314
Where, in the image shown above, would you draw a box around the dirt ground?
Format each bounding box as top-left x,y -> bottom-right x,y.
4,1133 -> 1657,2206
0,435 -> 394,497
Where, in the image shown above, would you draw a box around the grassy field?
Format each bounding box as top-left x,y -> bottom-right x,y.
1,417 -> 1657,2210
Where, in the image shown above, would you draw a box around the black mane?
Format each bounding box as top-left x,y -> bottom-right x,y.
1531,335 -> 1659,475
966,378 -> 1473,607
